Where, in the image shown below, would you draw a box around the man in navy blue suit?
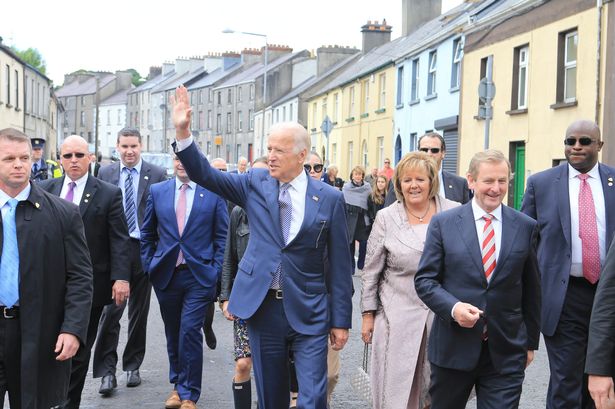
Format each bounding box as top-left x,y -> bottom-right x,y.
415,150 -> 540,409
141,155 -> 227,409
521,120 -> 615,409
171,85 -> 353,409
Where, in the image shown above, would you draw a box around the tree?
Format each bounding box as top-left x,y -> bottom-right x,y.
125,68 -> 144,87
11,47 -> 46,75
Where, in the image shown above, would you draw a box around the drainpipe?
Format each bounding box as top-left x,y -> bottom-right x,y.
596,0 -> 603,124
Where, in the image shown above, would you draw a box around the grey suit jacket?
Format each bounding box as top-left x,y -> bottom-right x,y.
97,160 -> 167,227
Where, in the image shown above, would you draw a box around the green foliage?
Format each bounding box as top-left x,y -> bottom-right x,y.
125,68 -> 143,87
10,46 -> 46,75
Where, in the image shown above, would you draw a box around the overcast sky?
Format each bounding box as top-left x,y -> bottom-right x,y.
4,0 -> 462,85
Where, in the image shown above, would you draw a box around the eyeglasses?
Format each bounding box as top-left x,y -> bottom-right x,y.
304,164 -> 324,173
419,147 -> 441,154
564,137 -> 596,146
62,152 -> 87,159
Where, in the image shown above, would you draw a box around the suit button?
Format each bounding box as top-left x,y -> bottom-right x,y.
562,279 -> 566,284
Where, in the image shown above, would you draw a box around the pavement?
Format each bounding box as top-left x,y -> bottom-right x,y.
52,274 -> 548,408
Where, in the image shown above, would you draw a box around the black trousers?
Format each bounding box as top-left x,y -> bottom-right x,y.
66,305 -> 104,408
0,314 -> 21,408
93,239 -> 152,377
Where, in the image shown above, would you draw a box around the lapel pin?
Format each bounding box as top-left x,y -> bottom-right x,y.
312,196 -> 319,202
608,177 -> 613,186
85,193 -> 91,197
84,199 -> 89,203
609,182 -> 613,187
448,185 -> 453,189
35,202 -> 40,208
144,176 -> 149,180
199,193 -> 204,197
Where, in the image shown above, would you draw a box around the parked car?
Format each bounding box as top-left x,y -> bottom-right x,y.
140,152 -> 174,177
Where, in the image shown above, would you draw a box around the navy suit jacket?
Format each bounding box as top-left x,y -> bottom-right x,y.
415,203 -> 540,374
521,163 -> 615,336
140,178 -> 228,291
176,142 -> 353,335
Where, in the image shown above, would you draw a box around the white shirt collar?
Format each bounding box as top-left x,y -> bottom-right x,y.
122,159 -> 142,174
471,197 -> 503,222
0,184 -> 31,207
281,168 -> 308,191
568,162 -> 600,180
175,177 -> 196,190
64,173 -> 89,189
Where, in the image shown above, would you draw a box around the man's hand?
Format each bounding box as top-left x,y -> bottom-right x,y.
361,314 -> 374,344
452,302 -> 483,328
170,85 -> 192,139
112,280 -> 130,306
330,328 -> 349,351
221,301 -> 235,321
55,333 -> 80,361
589,375 -> 615,409
526,350 -> 535,368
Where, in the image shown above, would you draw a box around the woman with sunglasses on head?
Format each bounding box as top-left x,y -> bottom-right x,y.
361,152 -> 460,409
343,165 -> 372,272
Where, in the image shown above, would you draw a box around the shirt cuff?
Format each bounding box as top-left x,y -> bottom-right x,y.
451,301 -> 462,320
175,136 -> 194,151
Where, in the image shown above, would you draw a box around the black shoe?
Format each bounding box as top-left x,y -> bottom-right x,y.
204,326 -> 217,350
99,374 -> 117,396
126,369 -> 141,387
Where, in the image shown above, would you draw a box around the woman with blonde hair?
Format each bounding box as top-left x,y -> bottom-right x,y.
343,165 -> 372,271
367,175 -> 388,227
361,152 -> 460,409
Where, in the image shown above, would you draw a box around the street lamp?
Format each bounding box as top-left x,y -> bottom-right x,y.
222,28 -> 268,157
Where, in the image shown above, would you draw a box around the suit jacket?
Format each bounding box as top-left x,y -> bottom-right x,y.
414,203 -> 540,374
97,160 -> 167,227
520,163 -> 615,336
176,142 -> 354,335
586,240 -> 615,376
384,170 -> 471,206
40,175 -> 131,307
140,178 -> 228,291
16,183 -> 93,408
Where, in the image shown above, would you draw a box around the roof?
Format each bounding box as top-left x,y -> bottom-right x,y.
56,73 -> 116,97
150,66 -> 207,94
0,44 -> 52,83
187,62 -> 242,90
100,88 -> 130,106
128,73 -> 169,94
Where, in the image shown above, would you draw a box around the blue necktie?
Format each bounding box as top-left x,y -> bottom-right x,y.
32,163 -> 39,175
271,183 -> 292,289
124,169 -> 137,235
0,199 -> 20,307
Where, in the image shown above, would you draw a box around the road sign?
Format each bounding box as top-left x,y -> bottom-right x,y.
478,77 -> 496,99
321,116 -> 333,138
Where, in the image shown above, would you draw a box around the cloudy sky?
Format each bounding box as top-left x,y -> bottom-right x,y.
4,0 -> 462,85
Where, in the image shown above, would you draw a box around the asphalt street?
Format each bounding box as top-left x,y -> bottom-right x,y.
70,274 -> 547,408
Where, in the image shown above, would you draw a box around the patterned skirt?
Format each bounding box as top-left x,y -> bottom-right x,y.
233,318 -> 251,361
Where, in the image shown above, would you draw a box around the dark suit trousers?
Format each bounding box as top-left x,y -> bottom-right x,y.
93,239 -> 152,377
154,267 -> 215,402
67,305 -> 104,408
247,295 -> 328,409
430,341 -> 525,409
544,276 -> 597,409
0,314 -> 21,409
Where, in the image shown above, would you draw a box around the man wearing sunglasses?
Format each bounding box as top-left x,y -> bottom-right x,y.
521,120 -> 615,409
40,135 -> 131,408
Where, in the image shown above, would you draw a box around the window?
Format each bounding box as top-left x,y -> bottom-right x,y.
451,38 -> 463,89
226,112 -> 232,133
282,106 -> 286,121
217,91 -> 222,105
410,133 -> 418,151
117,109 -> 122,125
378,73 -> 386,109
208,90 -> 213,103
249,84 -> 255,100
227,89 -> 232,104
427,51 -> 437,97
349,86 -> 355,117
322,97 -> 328,119
14,70 -> 19,109
238,87 -> 242,102
511,45 -> 529,110
347,142 -> 354,169
333,93 -> 339,122
198,111 -> 204,130
411,59 -> 420,102
107,110 -> 111,125
81,95 -> 85,105
81,111 -> 86,126
396,66 -> 404,106
312,102 -> 318,126
199,90 -> 203,104
332,143 -> 337,164
378,137 -> 384,167
362,140 -> 368,167
147,109 -> 150,127
216,113 -> 221,133
237,111 -> 243,131
207,110 -> 212,129
5,65 -> 10,106
556,30 -> 578,103
362,80 -> 369,114
249,109 -> 254,130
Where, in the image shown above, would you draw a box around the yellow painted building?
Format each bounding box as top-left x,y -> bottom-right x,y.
459,0 -> 613,208
0,45 -> 25,131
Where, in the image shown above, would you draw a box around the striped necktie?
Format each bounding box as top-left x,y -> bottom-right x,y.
271,183 -> 292,289
482,214 -> 496,281
124,168 -> 137,235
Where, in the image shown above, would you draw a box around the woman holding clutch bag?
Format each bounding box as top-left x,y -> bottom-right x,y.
360,152 -> 459,409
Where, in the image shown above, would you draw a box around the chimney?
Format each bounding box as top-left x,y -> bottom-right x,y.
316,45 -> 360,76
175,57 -> 192,74
402,0 -> 442,36
263,44 -> 293,63
241,48 -> 262,66
148,66 -> 162,80
162,62 -> 175,76
114,70 -> 133,90
361,20 -> 392,53
222,52 -> 241,70
202,53 -> 223,72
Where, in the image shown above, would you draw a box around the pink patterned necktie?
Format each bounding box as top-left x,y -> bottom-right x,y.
176,183 -> 188,266
482,214 -> 496,280
578,173 -> 600,283
65,181 -> 76,203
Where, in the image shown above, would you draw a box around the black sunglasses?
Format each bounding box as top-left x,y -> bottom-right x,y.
564,137 -> 595,146
304,164 -> 324,173
62,152 -> 87,159
419,147 -> 441,154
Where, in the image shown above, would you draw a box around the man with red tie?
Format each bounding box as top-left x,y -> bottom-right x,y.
415,150 -> 540,409
521,120 -> 615,408
140,155 -> 228,409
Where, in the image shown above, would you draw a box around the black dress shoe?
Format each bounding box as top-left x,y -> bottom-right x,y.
126,369 -> 141,387
204,326 -> 217,350
99,374 -> 117,396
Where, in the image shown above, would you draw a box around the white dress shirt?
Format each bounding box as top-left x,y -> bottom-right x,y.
568,163 -> 606,277
60,173 -> 89,205
174,178 -> 197,230
283,171 -> 308,243
471,199 -> 503,268
438,169 -> 446,198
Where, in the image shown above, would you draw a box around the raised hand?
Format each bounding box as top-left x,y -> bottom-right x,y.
170,85 -> 192,139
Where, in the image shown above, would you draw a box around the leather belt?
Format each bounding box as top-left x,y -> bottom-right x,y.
267,289 -> 283,300
0,306 -> 19,319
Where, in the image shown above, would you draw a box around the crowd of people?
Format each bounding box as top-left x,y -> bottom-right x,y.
1,83 -> 615,409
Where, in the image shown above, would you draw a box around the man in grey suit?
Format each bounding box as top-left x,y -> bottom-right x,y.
385,132 -> 471,206
93,127 -> 167,394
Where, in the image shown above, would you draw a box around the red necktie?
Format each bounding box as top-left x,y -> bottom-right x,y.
482,214 -> 496,280
578,174 -> 600,283
176,183 -> 188,266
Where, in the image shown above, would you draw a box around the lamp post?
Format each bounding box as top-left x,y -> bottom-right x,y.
222,28 -> 268,157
